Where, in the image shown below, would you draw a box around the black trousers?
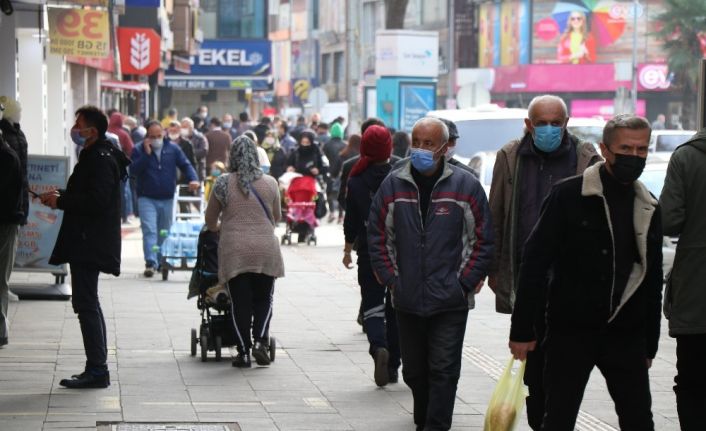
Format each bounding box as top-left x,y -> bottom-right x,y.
524,317 -> 547,431
70,264 -> 108,373
674,334 -> 706,431
358,258 -> 400,370
227,272 -> 275,353
396,308 -> 468,431
542,331 -> 653,431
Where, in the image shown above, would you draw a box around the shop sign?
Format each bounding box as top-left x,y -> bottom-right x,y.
638,64 -> 671,90
48,8 -> 109,58
118,27 -> 161,75
165,79 -> 270,91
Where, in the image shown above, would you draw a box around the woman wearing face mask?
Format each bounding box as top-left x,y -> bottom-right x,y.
286,130 -> 324,177
260,130 -> 288,180
204,161 -> 226,202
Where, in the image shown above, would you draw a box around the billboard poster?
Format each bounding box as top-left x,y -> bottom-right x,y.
48,8 -> 110,58
400,83 -> 436,132
479,1 -> 530,67
15,156 -> 70,272
532,0 -> 667,64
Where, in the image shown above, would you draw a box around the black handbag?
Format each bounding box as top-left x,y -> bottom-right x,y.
315,191 -> 327,219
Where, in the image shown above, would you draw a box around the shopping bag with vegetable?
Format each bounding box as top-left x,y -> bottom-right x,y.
483,358 -> 528,431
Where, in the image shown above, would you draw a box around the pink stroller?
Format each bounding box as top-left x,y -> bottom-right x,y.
281,175 -> 319,245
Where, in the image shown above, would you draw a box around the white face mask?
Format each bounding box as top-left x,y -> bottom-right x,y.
445,146 -> 456,161
168,132 -> 180,141
149,138 -> 164,151
180,128 -> 190,137
223,122 -> 233,129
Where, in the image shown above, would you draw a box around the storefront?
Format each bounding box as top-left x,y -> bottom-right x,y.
164,39 -> 273,120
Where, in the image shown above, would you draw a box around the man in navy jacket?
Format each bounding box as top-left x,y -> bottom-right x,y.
130,120 -> 198,277
368,117 -> 493,431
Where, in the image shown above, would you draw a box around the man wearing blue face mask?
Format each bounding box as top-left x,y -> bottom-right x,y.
487,95 -> 601,430
368,117 -> 494,431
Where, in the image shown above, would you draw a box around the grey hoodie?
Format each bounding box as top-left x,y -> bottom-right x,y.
660,129 -> 706,336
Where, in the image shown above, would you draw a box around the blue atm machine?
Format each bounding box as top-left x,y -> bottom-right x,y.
376,77 -> 437,132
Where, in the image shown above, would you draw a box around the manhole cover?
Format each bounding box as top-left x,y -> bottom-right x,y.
97,424 -> 240,431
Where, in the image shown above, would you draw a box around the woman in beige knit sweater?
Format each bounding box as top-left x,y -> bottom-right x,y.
205,136 -> 284,368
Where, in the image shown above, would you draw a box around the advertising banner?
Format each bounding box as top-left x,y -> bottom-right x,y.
400,83 -> 437,132
118,27 -> 161,75
166,39 -> 272,90
531,0 -> 667,64
479,1 -> 530,67
375,30 -> 439,78
48,8 -> 109,58
14,156 -> 70,272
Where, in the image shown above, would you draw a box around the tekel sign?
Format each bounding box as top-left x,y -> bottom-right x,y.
118,27 -> 161,75
167,39 -> 272,78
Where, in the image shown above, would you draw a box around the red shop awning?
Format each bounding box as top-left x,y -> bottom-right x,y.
101,80 -> 150,92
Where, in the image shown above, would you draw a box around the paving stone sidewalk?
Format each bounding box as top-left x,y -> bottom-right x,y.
1,225 -> 679,430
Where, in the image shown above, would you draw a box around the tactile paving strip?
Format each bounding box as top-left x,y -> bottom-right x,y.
97,424 -> 240,431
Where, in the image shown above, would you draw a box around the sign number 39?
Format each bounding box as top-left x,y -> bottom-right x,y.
55,10 -> 103,39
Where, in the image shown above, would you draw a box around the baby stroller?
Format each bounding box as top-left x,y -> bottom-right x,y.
189,227 -> 277,363
280,174 -> 319,246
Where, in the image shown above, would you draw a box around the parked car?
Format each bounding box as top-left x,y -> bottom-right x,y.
467,151 -> 496,197
567,117 -> 606,148
428,105 -> 528,158
649,130 -> 695,153
641,156 -> 676,278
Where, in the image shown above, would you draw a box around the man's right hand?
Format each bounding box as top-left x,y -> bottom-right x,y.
144,139 -> 152,155
509,340 -> 536,361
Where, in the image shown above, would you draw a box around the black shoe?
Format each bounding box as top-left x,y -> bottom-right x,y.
143,266 -> 155,278
232,352 -> 251,368
70,370 -> 88,380
60,371 -> 110,389
251,341 -> 271,366
373,348 -> 389,387
388,368 -> 398,384
0,337 -> 7,347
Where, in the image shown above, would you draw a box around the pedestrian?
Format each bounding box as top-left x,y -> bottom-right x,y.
336,133 -> 361,212
167,120 -> 198,214
108,112 -> 134,157
223,113 -> 238,141
309,112 -> 321,130
368,117 -> 494,431
192,105 -> 210,133
237,111 -> 252,136
651,114 -> 666,131
343,125 -> 400,387
488,94 -> 600,430
205,118 -> 232,168
290,115 -> 307,142
286,129 -> 324,177
161,107 -> 179,129
392,131 -> 410,159
40,106 -> 130,388
509,114 -> 662,430
130,121 -> 199,277
261,130 -> 288,180
124,115 -> 146,145
276,120 -> 297,154
204,161 -> 226,203
316,122 -> 331,146
323,122 -> 346,223
659,128 -> 706,430
0,102 -> 23,348
205,135 -> 284,368
180,117 -> 209,181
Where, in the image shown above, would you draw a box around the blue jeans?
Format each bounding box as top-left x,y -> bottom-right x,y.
138,197 -> 173,268
122,180 -> 133,220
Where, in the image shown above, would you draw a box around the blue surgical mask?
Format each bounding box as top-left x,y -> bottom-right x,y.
211,169 -> 222,177
532,125 -> 563,153
71,129 -> 86,146
410,148 -> 439,172
261,165 -> 270,174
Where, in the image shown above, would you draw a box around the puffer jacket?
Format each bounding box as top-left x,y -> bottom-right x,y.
660,129 -> 706,336
367,160 -> 494,317
0,119 -> 29,225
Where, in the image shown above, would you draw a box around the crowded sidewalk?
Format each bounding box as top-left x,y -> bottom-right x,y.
1,225 -> 679,431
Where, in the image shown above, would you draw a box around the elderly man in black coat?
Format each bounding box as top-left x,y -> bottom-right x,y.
40,106 -> 130,389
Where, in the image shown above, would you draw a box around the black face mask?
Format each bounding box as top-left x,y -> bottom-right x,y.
609,153 -> 646,184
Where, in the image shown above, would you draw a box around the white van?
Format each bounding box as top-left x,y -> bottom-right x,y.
427,105 -> 528,158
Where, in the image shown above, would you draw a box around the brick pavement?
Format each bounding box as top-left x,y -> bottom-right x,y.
0,224 -> 679,430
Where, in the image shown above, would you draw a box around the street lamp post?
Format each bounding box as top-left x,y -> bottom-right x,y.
631,0 -> 639,114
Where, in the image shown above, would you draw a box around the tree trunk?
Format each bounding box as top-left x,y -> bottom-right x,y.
386,0 -> 410,29
682,82 -> 697,130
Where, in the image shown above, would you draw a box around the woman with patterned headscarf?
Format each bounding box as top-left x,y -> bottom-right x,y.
205,135 -> 284,368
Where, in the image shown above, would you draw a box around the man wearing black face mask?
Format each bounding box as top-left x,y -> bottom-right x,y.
508,114 -> 663,429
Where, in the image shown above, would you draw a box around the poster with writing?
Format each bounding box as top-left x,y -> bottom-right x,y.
14,156 -> 70,272
48,8 -> 109,58
400,83 -> 436,132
